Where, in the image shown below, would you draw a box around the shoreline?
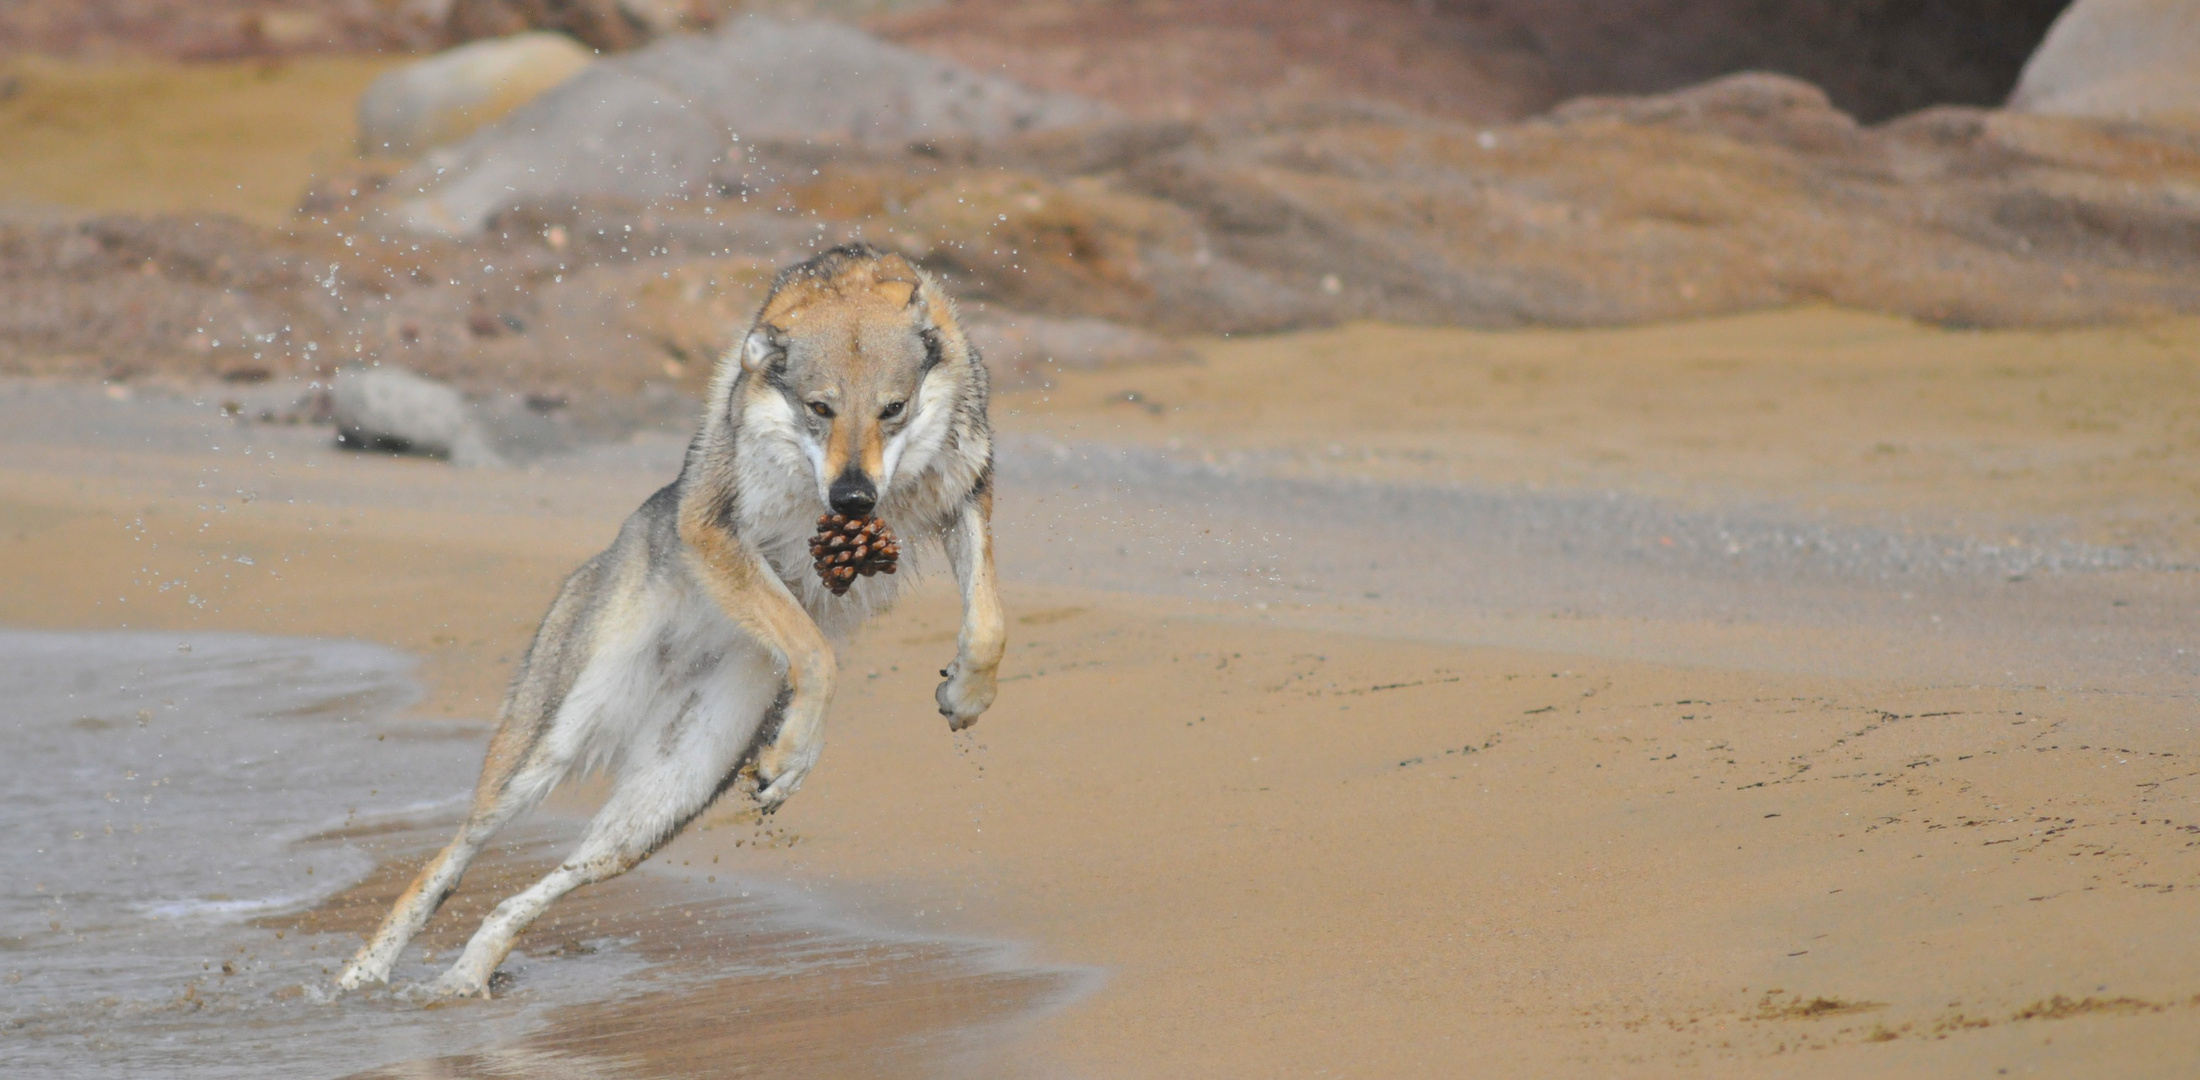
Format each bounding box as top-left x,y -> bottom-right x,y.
286,806 -> 1095,1080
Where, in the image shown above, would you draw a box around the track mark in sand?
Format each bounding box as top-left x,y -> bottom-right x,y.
1393,736 -> 1502,771
1332,674 -> 1467,697
1664,988 -> 2200,1058
1827,992 -> 2200,1047
1016,606 -> 1088,626
998,660 -> 1110,683
2010,994 -> 2194,1020
1752,992 -> 1884,1020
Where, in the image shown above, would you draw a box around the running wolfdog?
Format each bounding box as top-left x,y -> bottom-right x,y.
337,244 -> 1003,997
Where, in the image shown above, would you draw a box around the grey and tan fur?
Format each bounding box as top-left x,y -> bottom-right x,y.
336,245 -> 1003,997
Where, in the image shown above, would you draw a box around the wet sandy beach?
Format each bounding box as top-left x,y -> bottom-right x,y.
3,309 -> 2198,1077
298,816 -> 1089,1080
0,626 -> 1084,1080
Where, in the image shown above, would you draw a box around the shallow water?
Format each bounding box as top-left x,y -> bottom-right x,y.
0,629 -> 1086,1080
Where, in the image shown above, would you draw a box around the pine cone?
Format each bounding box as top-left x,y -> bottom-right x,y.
810,513 -> 900,596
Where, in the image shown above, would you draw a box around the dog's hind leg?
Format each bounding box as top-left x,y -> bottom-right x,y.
428,670 -> 780,998
337,717 -> 567,990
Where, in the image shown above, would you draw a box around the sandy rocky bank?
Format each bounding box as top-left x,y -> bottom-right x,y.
3,10 -> 2199,427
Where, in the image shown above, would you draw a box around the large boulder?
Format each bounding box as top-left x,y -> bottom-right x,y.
357,31 -> 596,157
636,19 -> 1105,146
2008,0 -> 2200,126
390,65 -> 729,234
388,18 -> 1108,234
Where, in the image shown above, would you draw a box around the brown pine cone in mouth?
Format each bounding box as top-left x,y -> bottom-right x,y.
810,513 -> 900,595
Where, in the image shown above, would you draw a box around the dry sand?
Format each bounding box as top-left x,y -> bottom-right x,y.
3,309 -> 2196,1076
0,57 -> 397,226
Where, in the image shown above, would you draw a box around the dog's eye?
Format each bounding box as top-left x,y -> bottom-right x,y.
879,401 -> 905,420
807,401 -> 834,419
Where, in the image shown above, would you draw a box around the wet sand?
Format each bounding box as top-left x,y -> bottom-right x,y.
285,817 -> 1087,1080
3,310 -> 2197,1076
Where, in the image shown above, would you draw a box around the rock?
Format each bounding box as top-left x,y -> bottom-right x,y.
389,18 -> 1108,233
393,64 -> 728,234
2009,0 -> 2200,127
641,18 -> 1105,146
880,0 -> 2069,128
615,0 -> 705,37
446,0 -> 706,52
357,31 -> 596,157
1544,72 -> 1865,153
0,0 -> 450,59
18,65 -> 2200,405
1062,75 -> 2200,331
963,312 -> 1194,388
329,365 -> 504,466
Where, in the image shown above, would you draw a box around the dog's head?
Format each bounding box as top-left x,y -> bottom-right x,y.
737,245 -> 976,516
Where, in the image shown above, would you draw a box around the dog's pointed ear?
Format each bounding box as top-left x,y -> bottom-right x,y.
906,281 -> 951,371
740,326 -> 785,374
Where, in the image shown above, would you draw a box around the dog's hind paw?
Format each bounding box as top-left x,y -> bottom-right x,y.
419,970 -> 495,1002
335,959 -> 387,992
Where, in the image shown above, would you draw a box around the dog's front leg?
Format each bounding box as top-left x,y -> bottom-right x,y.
750,617 -> 835,810
735,588 -> 835,811
936,490 -> 1005,729
682,518 -> 836,811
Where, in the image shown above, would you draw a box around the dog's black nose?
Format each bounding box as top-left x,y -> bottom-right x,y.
828,476 -> 877,517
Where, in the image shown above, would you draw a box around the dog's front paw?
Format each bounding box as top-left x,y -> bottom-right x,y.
753,736 -> 822,811
935,660 -> 997,731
